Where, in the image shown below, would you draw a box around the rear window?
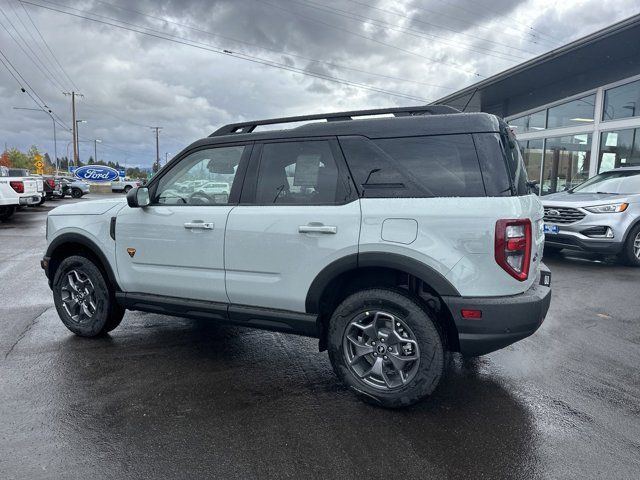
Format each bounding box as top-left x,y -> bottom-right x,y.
340,134 -> 485,197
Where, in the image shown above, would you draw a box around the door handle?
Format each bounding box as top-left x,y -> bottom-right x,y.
298,224 -> 337,234
184,222 -> 214,230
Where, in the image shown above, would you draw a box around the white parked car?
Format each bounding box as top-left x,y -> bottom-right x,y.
41,106 -> 551,407
0,166 -> 42,220
111,177 -> 141,193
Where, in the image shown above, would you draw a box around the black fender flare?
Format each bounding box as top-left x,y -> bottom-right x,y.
45,232 -> 120,290
305,252 -> 460,314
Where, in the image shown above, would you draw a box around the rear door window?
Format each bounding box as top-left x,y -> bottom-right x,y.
340,134 -> 485,197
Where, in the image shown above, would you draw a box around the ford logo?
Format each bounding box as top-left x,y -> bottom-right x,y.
546,209 -> 560,216
74,165 -> 119,183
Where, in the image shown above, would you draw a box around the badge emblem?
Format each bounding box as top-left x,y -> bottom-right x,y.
127,248 -> 136,258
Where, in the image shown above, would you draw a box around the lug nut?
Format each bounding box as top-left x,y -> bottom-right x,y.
371,341 -> 376,346
383,355 -> 388,360
388,347 -> 393,352
380,338 -> 385,342
373,352 -> 377,356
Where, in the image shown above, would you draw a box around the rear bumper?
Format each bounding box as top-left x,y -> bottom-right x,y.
544,233 -> 623,254
19,195 -> 41,205
443,266 -> 551,356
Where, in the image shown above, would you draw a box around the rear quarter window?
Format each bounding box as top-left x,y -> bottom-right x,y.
340,134 -> 485,197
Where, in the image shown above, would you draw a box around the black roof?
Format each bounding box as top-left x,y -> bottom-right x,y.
188,109 -> 501,151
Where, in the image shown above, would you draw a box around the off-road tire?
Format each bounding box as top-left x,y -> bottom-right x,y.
53,255 -> 125,336
328,288 -> 445,408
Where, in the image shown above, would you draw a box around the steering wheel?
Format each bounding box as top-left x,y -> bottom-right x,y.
188,190 -> 214,205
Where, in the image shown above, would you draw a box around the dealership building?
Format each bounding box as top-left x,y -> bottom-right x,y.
434,13 -> 640,195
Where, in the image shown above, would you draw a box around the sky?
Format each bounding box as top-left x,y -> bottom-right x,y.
0,0 -> 638,168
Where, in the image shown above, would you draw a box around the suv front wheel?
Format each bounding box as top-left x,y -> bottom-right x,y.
52,255 -> 125,336
621,224 -> 640,267
328,288 -> 445,408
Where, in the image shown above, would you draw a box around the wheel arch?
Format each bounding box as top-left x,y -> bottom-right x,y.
307,252 -> 461,352
45,233 -> 120,291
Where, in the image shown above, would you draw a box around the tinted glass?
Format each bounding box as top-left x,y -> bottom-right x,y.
501,129 -> 529,195
603,79 -> 640,121
508,110 -> 546,134
373,135 -> 485,197
546,95 -> 596,129
541,134 -> 591,195
255,141 -> 340,204
520,139 -> 543,186
572,169 -> 640,194
598,128 -> 640,172
339,136 -> 417,198
154,146 -> 244,205
473,133 -> 511,196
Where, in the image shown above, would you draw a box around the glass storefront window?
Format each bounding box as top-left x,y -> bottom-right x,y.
508,110 -> 546,133
541,134 -> 592,195
602,79 -> 640,121
546,94 -> 596,129
519,139 -> 543,185
598,128 -> 640,172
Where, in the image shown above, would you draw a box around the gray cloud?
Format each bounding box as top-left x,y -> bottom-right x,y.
1,0 -> 638,167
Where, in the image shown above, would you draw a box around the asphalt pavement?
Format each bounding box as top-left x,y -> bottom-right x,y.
1,195 -> 639,479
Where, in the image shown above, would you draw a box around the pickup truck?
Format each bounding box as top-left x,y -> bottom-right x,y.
8,168 -> 46,206
111,177 -> 141,193
0,166 -> 42,220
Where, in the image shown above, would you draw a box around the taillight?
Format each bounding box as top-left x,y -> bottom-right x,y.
10,181 -> 24,193
47,179 -> 55,188
495,219 -> 531,281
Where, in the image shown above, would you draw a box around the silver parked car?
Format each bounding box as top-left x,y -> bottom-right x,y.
542,166 -> 640,265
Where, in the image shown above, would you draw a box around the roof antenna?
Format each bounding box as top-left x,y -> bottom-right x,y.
462,87 -> 479,112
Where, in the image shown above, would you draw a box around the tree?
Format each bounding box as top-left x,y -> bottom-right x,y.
7,148 -> 30,169
0,151 -> 10,168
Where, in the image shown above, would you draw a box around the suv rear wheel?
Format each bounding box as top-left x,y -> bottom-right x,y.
52,255 -> 125,336
621,224 -> 640,267
71,188 -> 83,198
328,288 -> 445,408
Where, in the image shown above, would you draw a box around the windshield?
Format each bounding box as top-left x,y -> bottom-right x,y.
571,170 -> 640,194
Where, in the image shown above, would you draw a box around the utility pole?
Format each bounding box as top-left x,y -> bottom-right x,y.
150,126 -> 162,171
63,91 -> 83,167
12,106 -> 58,173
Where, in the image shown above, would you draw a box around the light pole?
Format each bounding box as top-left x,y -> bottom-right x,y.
75,119 -> 86,165
93,139 -> 101,163
13,106 -> 58,173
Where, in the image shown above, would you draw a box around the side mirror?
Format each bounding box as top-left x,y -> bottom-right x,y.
127,186 -> 150,208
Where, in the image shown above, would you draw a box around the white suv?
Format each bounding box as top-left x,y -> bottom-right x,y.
41,106 -> 551,407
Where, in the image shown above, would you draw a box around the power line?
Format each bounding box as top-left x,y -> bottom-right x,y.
0,3 -> 67,91
17,0 -> 80,91
255,0 -> 484,78
297,0 -> 537,60
91,0 -> 456,92
20,0 -> 432,102
381,0 -> 561,50
5,0 -> 71,90
433,0 -> 562,47
0,46 -> 70,130
466,0 -> 566,45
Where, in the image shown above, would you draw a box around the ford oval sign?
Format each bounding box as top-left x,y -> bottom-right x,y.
74,165 -> 119,182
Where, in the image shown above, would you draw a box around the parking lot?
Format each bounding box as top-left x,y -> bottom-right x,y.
1,195 -> 639,479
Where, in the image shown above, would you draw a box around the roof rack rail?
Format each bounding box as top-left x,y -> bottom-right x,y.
210,105 -> 460,136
